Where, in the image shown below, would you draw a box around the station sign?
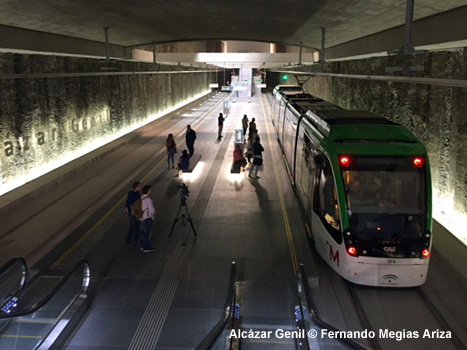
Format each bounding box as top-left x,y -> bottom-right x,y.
235,129 -> 244,143
233,85 -> 247,91
209,83 -> 219,88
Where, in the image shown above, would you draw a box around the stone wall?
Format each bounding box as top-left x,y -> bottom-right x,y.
267,49 -> 467,243
0,53 -> 210,195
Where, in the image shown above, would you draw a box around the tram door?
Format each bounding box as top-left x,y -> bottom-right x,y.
296,133 -> 316,228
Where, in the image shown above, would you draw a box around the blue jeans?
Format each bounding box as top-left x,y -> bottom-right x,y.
167,149 -> 175,167
140,218 -> 154,250
126,212 -> 140,242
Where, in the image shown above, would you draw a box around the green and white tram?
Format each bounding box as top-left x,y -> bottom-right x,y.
272,85 -> 432,287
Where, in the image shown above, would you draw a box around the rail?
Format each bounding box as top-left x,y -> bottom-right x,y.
0,69 -> 212,80
270,70 -> 467,89
0,258 -> 91,350
195,261 -> 237,350
298,263 -> 373,350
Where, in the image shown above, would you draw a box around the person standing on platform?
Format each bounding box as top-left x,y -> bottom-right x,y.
186,125 -> 197,157
166,134 -> 177,169
249,136 -> 264,179
246,129 -> 258,165
177,150 -> 190,177
249,118 -> 257,137
140,185 -> 156,253
124,181 -> 142,244
242,115 -> 249,139
218,112 -> 225,140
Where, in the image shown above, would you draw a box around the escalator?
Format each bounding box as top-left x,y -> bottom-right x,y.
197,262 -> 372,350
0,257 -> 91,350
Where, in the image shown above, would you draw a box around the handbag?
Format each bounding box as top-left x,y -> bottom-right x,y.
253,157 -> 263,166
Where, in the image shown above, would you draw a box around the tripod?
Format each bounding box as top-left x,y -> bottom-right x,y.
169,200 -> 197,245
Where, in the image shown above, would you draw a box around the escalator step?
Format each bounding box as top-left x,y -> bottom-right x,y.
236,282 -> 295,327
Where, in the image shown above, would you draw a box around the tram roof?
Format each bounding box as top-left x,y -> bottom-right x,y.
305,109 -> 419,143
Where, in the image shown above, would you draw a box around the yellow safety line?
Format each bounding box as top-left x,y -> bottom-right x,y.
260,94 -> 299,275
50,93 -> 230,270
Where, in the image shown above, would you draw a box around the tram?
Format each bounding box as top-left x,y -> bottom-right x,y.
271,85 -> 432,287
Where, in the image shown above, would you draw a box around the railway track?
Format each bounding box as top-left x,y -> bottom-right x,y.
346,283 -> 467,350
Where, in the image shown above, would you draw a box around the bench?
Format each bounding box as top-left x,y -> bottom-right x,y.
231,162 -> 241,173
181,154 -> 202,173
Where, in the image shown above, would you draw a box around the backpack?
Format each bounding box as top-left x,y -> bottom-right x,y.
131,199 -> 143,220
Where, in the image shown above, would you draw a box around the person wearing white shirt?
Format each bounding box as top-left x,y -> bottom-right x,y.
140,185 -> 156,253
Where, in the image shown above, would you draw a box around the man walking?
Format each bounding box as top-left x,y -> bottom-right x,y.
140,185 -> 156,253
242,114 -> 249,139
218,112 -> 225,140
124,181 -> 141,243
186,124 -> 197,157
248,136 -> 264,179
248,118 -> 257,137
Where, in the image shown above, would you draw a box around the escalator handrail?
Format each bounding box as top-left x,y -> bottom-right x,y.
0,257 -> 28,293
224,261 -> 237,311
298,263 -> 373,350
0,258 -> 91,319
196,261 -> 237,350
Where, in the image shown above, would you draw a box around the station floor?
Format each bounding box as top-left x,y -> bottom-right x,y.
1,92 -> 315,349
1,91 -> 466,350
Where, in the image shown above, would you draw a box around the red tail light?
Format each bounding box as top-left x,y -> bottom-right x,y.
347,247 -> 357,256
413,157 -> 423,168
421,249 -> 430,258
339,156 -> 350,167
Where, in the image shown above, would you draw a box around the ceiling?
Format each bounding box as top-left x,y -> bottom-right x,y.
0,0 -> 466,50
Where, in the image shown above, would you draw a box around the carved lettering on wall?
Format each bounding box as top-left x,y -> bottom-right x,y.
4,141 -> 13,157
37,132 -> 45,145
2,109 -> 110,157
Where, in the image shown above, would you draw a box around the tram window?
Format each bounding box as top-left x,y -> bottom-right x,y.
341,157 -> 426,244
303,134 -> 312,169
283,113 -> 295,160
315,158 -> 342,243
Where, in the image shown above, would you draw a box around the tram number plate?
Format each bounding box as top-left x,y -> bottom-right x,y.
387,259 -> 396,264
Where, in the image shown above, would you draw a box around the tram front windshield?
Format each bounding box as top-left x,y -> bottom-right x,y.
342,156 -> 426,255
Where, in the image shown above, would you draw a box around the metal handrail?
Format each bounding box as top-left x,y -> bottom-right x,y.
298,263 -> 373,350
270,70 -> 467,89
196,261 -> 237,350
0,257 -> 28,294
0,70 -> 212,80
0,258 -> 91,320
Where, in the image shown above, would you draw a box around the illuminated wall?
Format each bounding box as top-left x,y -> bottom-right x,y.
268,49 -> 467,245
0,53 -> 210,195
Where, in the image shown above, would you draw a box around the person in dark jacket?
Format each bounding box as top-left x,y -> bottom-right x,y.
177,150 -> 190,177
185,125 -> 197,157
248,136 -> 264,179
248,118 -> 257,137
124,181 -> 142,243
242,115 -> 249,138
218,113 -> 225,140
